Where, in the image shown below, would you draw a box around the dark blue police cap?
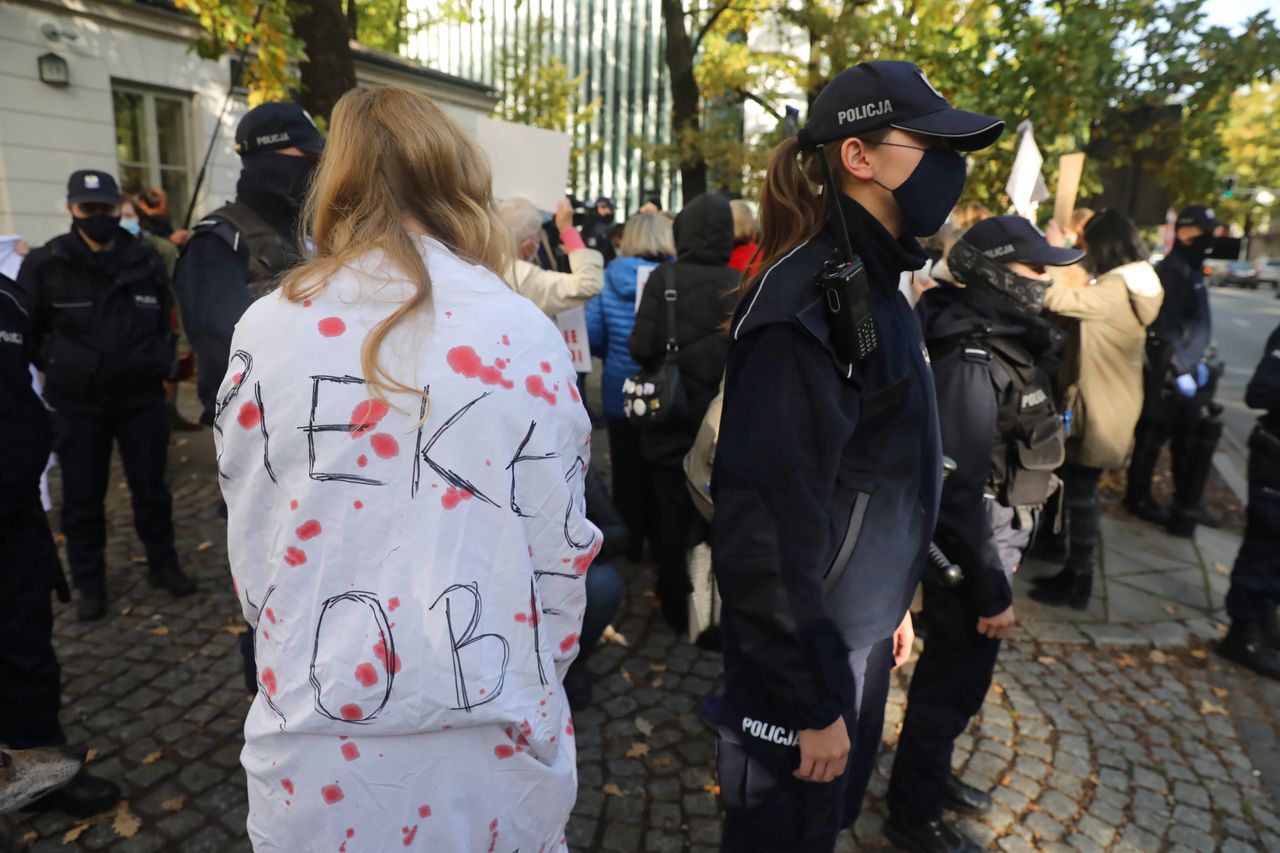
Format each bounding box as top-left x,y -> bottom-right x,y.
962,215 -> 1085,267
1176,205 -> 1218,232
235,102 -> 325,156
801,60 -> 1004,152
67,170 -> 122,205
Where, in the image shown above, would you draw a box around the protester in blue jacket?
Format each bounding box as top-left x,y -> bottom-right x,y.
585,212 -> 674,559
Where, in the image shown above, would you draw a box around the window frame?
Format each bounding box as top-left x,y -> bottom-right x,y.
110,81 -> 196,222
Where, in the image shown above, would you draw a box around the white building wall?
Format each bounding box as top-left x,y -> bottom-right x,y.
0,0 -> 244,246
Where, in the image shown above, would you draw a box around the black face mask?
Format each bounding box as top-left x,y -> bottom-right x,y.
876,146 -> 968,237
240,152 -> 316,211
73,213 -> 121,245
1187,233 -> 1215,258
948,240 -> 1050,313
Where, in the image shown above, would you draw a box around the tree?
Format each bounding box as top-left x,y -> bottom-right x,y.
1215,78 -> 1280,229
290,0 -> 358,119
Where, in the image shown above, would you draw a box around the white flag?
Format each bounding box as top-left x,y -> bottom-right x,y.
1006,121 -> 1050,217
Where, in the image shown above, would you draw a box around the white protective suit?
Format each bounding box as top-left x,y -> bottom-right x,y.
216,235 -> 600,852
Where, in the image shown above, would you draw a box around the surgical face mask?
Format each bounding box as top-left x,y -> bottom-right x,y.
947,240 -> 1050,313
120,218 -> 142,235
73,213 -> 121,244
875,145 -> 968,237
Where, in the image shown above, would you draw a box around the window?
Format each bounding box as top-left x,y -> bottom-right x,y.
112,85 -> 194,225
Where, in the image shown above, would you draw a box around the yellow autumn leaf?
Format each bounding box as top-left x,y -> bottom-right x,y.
1037,656 -> 1057,666
151,626 -> 170,637
651,678 -> 664,689
1149,650 -> 1169,664
602,783 -> 624,797
702,783 -> 721,796
112,803 -> 142,838
601,625 -> 629,647
1212,687 -> 1230,699
650,756 -> 672,768
221,624 -> 250,636
1214,562 -> 1230,576
1200,699 -> 1228,716
141,751 -> 162,765
625,742 -> 651,759
161,796 -> 185,812
63,823 -> 91,843
635,718 -> 655,737
17,830 -> 37,845
196,540 -> 214,552
1115,654 -> 1138,667
649,663 -> 668,672
85,747 -> 98,763
1190,649 -> 1208,660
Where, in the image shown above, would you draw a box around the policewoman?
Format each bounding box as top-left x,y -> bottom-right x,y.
17,171 -> 195,622
710,61 -> 1003,851
887,217 -> 1079,853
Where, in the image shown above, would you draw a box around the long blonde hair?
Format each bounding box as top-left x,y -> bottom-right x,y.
281,86 -> 510,400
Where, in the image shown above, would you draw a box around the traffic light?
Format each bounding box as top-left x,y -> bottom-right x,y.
1222,175 -> 1236,199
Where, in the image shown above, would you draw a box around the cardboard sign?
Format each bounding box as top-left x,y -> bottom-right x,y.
556,306 -> 592,374
634,265 -> 655,311
473,117 -> 571,211
1054,153 -> 1086,228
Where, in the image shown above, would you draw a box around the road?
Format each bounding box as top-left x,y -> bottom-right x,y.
1209,284 -> 1280,467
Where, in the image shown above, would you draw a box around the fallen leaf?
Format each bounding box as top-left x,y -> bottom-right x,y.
643,590 -> 656,598
17,830 -> 37,845
161,796 -> 185,812
702,783 -> 721,796
119,606 -> 132,617
625,742 -> 651,759
85,748 -> 98,763
1000,775 -> 1013,786
151,626 -> 170,637
619,669 -> 633,684
220,624 -> 249,636
179,456 -> 189,463
131,556 -> 148,565
1115,654 -> 1138,667
651,678 -> 664,689
54,533 -> 67,544
602,783 -> 624,797
176,438 -> 190,447
1212,686 -> 1230,699
1148,650 -> 1168,665
651,757 -> 672,768
63,824 -> 91,843
196,540 -> 214,552
180,650 -> 198,663
1161,602 -> 1179,616
1213,621 -> 1229,635
112,803 -> 141,838
141,751 -> 162,765
649,663 -> 668,672
601,625 -> 629,647
1190,649 -> 1208,660
1214,561 -> 1230,576
1200,699 -> 1228,716
635,718 -> 655,737
1037,656 -> 1057,666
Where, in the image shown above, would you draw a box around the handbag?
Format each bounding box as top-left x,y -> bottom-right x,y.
622,267 -> 688,426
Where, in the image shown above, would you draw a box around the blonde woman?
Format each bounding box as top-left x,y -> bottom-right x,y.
215,87 -> 599,851
585,212 -> 674,558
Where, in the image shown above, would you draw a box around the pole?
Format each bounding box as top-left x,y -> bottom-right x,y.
183,1 -> 267,228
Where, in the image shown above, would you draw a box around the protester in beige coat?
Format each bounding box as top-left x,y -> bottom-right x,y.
1030,210 -> 1163,611
498,196 -> 604,316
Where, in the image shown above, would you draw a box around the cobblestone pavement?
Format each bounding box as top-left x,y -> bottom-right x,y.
6,433 -> 1280,852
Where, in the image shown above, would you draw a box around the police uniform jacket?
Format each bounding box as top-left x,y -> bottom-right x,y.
0,274 -> 52,518
919,284 -> 1062,617
711,196 -> 942,734
1248,323 -> 1280,431
1151,243 -> 1212,376
16,230 -> 173,415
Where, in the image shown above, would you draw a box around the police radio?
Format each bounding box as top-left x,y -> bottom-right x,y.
815,143 -> 879,368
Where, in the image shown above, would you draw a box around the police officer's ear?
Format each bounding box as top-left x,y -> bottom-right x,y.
838,137 -> 878,183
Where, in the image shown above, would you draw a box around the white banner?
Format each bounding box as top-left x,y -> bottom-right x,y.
556,306 -> 592,374
473,117 -> 571,211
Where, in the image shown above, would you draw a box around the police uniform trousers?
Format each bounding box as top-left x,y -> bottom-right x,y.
55,398 -> 178,594
1128,392 -> 1201,506
717,638 -> 894,852
886,583 -> 1001,823
0,493 -> 67,749
1225,432 -> 1280,623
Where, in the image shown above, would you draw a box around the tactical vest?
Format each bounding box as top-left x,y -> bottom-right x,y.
944,333 -> 1066,508
190,201 -> 297,298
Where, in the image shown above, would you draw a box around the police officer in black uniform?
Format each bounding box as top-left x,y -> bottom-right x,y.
174,102 -> 323,424
17,171 -> 194,622
710,61 -> 1003,852
886,217 -> 1078,852
1125,204 -> 1219,528
0,272 -> 122,815
1217,322 -> 1280,678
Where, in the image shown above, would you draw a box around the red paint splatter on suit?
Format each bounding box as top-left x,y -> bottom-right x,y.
357,455 -> 368,468
418,805 -> 432,818
281,778 -> 294,795
540,361 -> 552,373
339,704 -> 363,721
373,639 -> 402,674
501,335 -> 510,346
289,499 -> 298,511
302,300 -> 312,308
370,433 -> 399,458
237,401 -> 261,429
354,663 -> 378,686
402,825 -> 419,846
441,487 -> 473,510
566,720 -> 575,736
388,597 -> 399,611
569,385 -> 581,403
446,346 -> 514,389
318,317 -> 346,337
525,375 -> 557,405
296,519 -> 322,540
347,829 -> 355,839
353,501 -> 363,510
340,742 -> 360,761
232,372 -> 243,385
321,783 -> 344,804
349,399 -> 390,438
494,744 -> 515,759
265,608 -> 277,624
284,547 -> 307,567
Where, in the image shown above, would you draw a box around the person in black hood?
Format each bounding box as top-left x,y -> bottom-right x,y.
15,170 -> 195,623
886,216 -> 1077,852
174,102 -> 323,424
628,192 -> 739,631
707,61 -> 1003,852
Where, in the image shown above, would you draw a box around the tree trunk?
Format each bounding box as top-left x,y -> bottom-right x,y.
291,0 -> 358,121
346,0 -> 358,41
659,0 -> 707,200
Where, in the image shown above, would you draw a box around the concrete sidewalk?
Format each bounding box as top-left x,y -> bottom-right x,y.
1015,511 -> 1240,649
